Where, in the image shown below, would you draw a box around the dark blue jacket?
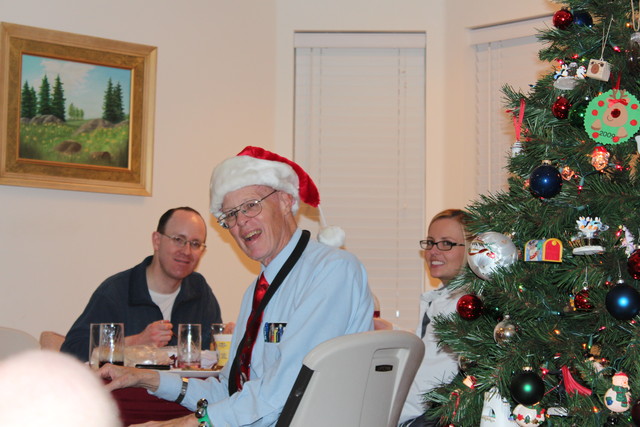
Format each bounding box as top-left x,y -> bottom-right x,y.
61,256 -> 223,361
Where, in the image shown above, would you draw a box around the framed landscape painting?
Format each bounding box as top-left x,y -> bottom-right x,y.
0,22 -> 156,195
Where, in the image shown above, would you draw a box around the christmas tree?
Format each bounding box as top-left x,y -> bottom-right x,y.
425,1 -> 640,425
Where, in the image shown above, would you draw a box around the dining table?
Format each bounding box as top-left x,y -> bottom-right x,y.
110,369 -> 219,426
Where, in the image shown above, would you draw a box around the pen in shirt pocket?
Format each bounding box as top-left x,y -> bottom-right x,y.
263,322 -> 287,343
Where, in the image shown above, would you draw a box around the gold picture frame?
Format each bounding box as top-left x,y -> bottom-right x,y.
0,22 -> 156,195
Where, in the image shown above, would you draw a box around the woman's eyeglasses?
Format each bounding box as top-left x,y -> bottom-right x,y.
419,240 -> 465,251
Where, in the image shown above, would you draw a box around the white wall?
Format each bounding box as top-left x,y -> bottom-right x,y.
0,0 -> 555,340
0,0 -> 276,338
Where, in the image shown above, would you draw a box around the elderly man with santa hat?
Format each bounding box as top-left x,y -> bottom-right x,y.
100,146 -> 374,427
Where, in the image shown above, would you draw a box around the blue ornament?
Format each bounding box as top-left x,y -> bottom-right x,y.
605,281 -> 640,320
573,11 -> 593,27
529,164 -> 563,198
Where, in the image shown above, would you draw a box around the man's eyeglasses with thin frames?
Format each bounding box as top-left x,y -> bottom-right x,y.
217,190 -> 278,229
159,233 -> 207,251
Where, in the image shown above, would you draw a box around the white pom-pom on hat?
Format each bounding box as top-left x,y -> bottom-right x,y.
317,206 -> 345,247
210,146 -> 345,247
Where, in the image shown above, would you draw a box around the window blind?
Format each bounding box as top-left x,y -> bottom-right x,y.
293,33 -> 426,330
472,17 -> 552,195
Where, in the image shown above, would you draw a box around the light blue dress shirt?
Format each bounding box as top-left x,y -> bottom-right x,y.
153,229 -> 374,426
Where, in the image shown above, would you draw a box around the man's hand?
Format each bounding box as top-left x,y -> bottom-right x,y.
99,363 -> 160,392
373,317 -> 394,331
125,320 -> 174,347
130,415 -> 200,427
223,322 -> 235,334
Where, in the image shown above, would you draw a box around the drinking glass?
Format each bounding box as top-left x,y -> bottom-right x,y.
210,323 -> 232,370
177,323 -> 201,368
89,323 -> 124,369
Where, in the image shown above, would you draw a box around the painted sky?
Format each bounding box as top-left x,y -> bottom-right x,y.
21,54 -> 131,120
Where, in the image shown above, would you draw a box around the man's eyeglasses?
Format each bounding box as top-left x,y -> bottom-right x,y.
419,239 -> 465,251
217,190 -> 278,229
160,233 -> 206,251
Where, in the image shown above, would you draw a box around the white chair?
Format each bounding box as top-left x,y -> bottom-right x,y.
39,331 -> 66,352
0,326 -> 40,360
276,329 -> 425,427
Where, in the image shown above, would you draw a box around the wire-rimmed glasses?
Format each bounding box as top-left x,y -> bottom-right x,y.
217,190 -> 278,229
159,233 -> 207,251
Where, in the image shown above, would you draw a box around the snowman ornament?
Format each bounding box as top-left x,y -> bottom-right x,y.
604,372 -> 631,413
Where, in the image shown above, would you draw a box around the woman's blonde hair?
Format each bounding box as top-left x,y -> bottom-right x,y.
429,209 -> 472,241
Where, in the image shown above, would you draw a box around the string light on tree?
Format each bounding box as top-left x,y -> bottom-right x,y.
591,145 -> 610,171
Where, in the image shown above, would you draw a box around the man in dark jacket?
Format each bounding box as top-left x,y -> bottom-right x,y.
61,207 -> 223,362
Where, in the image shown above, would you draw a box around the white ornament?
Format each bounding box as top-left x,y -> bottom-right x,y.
467,232 -> 518,280
480,387 -> 519,426
572,216 -> 608,255
511,141 -> 523,157
604,372 -> 631,413
512,404 -> 545,426
553,76 -> 578,90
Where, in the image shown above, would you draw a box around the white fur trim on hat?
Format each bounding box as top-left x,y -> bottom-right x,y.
210,155 -> 300,217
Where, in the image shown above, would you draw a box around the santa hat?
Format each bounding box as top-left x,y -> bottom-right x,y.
209,146 -> 345,247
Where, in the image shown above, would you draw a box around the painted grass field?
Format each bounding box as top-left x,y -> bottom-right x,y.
19,121 -> 129,168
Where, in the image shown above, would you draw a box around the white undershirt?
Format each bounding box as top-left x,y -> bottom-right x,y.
149,287 -> 180,320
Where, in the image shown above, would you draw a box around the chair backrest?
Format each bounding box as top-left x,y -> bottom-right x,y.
0,327 -> 40,360
39,331 -> 66,352
276,329 -> 425,427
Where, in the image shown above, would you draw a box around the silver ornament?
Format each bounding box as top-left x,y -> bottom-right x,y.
467,231 -> 518,280
494,315 -> 518,345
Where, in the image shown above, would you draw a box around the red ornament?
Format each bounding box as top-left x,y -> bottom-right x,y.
553,9 -> 574,30
552,96 -> 572,119
456,294 -> 483,320
574,289 -> 594,310
628,249 -> 640,280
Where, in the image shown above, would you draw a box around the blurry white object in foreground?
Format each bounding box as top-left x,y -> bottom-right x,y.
0,350 -> 121,426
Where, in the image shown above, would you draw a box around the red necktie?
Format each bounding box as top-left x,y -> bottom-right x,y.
236,273 -> 269,390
